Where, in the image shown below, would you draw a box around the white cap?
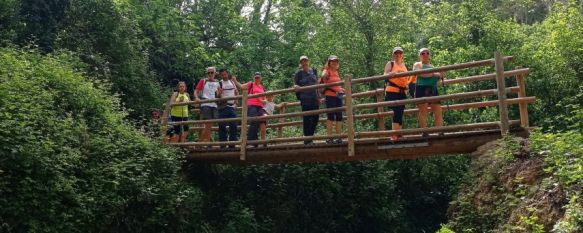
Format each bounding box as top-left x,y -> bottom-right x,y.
392,47 -> 404,54
299,55 -> 309,62
418,48 -> 430,55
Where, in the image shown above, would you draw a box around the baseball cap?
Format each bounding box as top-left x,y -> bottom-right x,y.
418,48 -> 430,55
392,47 -> 404,54
328,55 -> 339,61
254,72 -> 261,77
299,55 -> 309,62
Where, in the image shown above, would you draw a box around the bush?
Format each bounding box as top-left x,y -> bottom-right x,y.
0,48 -> 204,232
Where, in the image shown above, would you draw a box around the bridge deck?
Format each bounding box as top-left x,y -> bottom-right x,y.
184,128 -> 528,164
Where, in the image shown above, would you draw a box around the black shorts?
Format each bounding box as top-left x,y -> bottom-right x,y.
171,116 -> 189,134
415,85 -> 440,103
200,106 -> 218,120
325,96 -> 343,121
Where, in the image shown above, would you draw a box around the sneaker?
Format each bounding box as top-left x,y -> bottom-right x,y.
390,135 -> 399,142
228,145 -> 235,149
326,139 -> 335,145
422,132 -> 429,137
334,138 -> 343,144
304,141 -> 316,147
262,143 -> 268,148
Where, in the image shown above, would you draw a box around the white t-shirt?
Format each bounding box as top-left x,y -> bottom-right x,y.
199,79 -> 220,108
220,79 -> 237,106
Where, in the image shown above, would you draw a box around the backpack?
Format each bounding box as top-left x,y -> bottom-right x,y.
385,61 -> 407,94
319,69 -> 337,95
295,68 -> 317,100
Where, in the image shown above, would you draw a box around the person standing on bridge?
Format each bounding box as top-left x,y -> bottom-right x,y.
413,48 -> 444,135
384,47 -> 412,141
320,55 -> 345,145
232,72 -> 266,148
217,68 -> 239,148
293,55 -> 321,146
194,67 -> 222,147
169,81 -> 190,143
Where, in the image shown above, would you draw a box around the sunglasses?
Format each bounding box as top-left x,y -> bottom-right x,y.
420,52 -> 430,55
394,51 -> 403,54
207,71 -> 215,74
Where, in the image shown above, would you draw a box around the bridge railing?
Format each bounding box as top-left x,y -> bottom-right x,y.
162,52 -> 534,160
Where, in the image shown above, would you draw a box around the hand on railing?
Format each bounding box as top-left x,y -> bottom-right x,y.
293,85 -> 300,92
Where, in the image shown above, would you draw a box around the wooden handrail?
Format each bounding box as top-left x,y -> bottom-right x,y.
168,56 -> 514,107
167,87 -> 520,126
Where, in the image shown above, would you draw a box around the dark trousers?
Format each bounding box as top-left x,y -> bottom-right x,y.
247,106 -> 262,141
218,106 -> 238,142
301,104 -> 319,143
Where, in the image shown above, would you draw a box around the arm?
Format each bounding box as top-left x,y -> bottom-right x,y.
384,62 -> 393,75
231,76 -> 248,90
293,71 -> 301,91
414,62 -> 440,78
193,89 -> 200,101
170,92 -> 178,103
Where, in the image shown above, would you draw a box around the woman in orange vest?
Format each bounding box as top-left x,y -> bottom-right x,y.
384,47 -> 411,141
320,55 -> 345,144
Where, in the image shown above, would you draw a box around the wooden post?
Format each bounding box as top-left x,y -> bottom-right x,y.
240,90 -> 249,160
277,105 -> 286,138
344,75 -> 356,157
515,66 -> 529,128
376,88 -> 386,131
160,97 -> 172,143
495,51 -> 509,134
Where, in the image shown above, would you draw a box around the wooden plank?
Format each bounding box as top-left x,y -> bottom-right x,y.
240,90 -> 249,160
356,120 -> 520,138
515,66 -> 529,127
354,87 -> 518,110
344,75 -> 355,156
495,51 -> 510,134
184,128 -> 528,164
351,56 -> 513,85
169,57 -> 514,108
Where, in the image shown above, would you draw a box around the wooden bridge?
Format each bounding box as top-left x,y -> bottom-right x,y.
161,52 -> 535,164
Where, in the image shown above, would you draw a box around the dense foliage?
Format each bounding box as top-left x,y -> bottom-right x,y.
1,0 -> 583,232
0,49 -> 204,232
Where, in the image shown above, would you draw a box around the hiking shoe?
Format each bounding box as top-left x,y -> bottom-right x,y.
334,138 -> 343,144
422,132 -> 429,137
304,141 -> 316,147
326,139 -> 335,145
390,135 -> 399,142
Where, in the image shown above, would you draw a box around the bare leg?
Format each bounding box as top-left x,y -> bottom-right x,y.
335,122 -> 342,134
326,120 -> 333,136
180,131 -> 189,143
431,103 -> 443,127
417,103 -> 428,128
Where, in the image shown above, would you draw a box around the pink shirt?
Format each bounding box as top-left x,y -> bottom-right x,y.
246,81 -> 264,107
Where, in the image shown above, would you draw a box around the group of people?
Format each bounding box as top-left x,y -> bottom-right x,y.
166,47 -> 445,146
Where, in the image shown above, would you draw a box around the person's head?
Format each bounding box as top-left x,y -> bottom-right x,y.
418,48 -> 430,63
207,67 -> 216,80
151,110 -> 160,120
219,68 -> 229,80
253,72 -> 262,83
392,47 -> 404,63
327,55 -> 339,70
176,81 -> 186,93
299,55 -> 310,70
265,93 -> 274,102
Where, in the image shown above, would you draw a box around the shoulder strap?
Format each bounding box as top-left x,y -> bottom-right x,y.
248,82 -> 254,94
385,61 -> 395,86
